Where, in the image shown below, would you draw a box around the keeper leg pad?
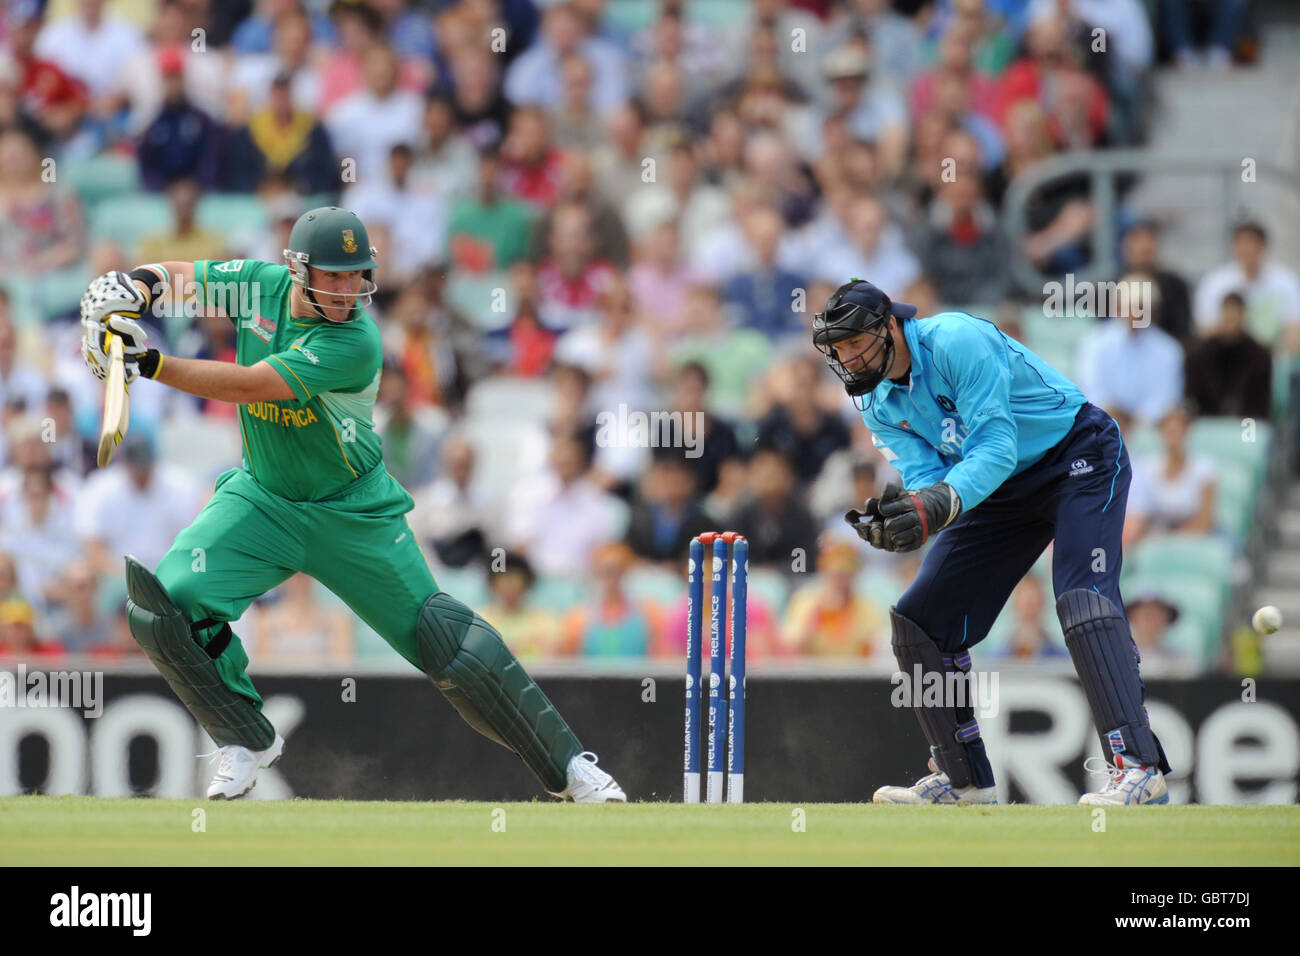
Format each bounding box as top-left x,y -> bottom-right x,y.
125,556 -> 275,750
1058,588 -> 1171,773
890,607 -> 994,789
417,591 -> 582,793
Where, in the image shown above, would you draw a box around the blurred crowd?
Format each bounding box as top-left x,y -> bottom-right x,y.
0,0 -> 1289,673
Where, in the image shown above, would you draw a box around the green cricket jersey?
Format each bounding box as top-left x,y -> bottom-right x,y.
194,259 -> 384,501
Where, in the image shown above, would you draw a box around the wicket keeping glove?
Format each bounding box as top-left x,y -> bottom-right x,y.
877,481 -> 963,553
844,481 -> 904,552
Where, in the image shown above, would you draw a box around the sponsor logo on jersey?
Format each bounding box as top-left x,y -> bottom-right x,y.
291,342 -> 320,364
341,229 -> 357,254
899,420 -> 911,430
243,314 -> 277,343
936,394 -> 957,412
1069,458 -> 1094,477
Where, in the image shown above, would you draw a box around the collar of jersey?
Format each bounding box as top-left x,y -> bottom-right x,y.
873,316 -> 924,400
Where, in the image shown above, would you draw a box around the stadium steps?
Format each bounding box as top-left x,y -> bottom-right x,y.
1256,495 -> 1300,671
1126,1 -> 1300,276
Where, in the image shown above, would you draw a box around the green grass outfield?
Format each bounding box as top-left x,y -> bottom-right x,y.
2,798 -> 1297,865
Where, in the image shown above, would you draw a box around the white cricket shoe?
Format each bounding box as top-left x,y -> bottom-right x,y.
1077,757 -> 1169,806
873,757 -> 998,805
206,734 -> 285,800
551,751 -> 626,803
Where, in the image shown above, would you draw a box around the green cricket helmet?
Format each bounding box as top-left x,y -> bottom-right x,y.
283,206 -> 379,319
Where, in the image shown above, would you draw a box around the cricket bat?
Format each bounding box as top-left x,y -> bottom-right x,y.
96,331 -> 130,468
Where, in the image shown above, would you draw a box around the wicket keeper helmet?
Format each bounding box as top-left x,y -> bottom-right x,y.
812,278 -> 916,400
283,206 -> 379,319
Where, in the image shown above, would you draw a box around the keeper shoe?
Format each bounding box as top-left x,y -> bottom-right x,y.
205,734 -> 285,800
1077,757 -> 1169,806
552,751 -> 627,803
873,757 -> 998,805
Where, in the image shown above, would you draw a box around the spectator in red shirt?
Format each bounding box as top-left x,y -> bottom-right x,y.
500,106 -> 566,208
8,2 -> 87,144
536,201 -> 616,331
994,10 -> 1109,150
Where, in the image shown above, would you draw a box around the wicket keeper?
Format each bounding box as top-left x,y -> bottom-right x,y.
814,278 -> 1171,806
80,207 -> 625,802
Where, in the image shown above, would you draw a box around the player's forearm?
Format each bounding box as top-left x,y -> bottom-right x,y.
154,355 -> 265,404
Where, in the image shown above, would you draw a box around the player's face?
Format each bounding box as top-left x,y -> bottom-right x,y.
831,326 -> 890,375
308,267 -> 365,323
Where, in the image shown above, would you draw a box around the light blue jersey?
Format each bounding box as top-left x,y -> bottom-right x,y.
862,312 -> 1087,510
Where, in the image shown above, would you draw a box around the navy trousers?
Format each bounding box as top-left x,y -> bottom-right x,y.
897,402 -> 1130,653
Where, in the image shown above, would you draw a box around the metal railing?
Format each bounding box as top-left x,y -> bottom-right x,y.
1001,149 -> 1300,296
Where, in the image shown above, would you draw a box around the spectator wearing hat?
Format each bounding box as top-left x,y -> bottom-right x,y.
137,47 -> 223,191
1185,292 -> 1273,420
0,593 -> 64,660
1124,593 -> 1192,675
1194,221 -> 1300,353
224,71 -> 338,195
781,540 -> 886,657
806,41 -> 907,179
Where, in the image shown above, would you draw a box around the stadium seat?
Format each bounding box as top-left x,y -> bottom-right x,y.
196,193 -> 269,235
1187,417 -> 1273,489
1129,533 -> 1234,581
1214,462 -> 1257,541
90,194 -> 171,252
465,376 -> 556,425
745,567 -> 789,613
432,565 -> 490,609
461,418 -> 549,503
445,269 -> 511,330
531,574 -> 590,612
61,153 -> 140,210
159,413 -> 243,485
33,266 -> 91,323
623,564 -> 681,608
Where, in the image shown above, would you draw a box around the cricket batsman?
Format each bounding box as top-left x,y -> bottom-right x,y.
814,279 -> 1171,806
80,207 -> 625,802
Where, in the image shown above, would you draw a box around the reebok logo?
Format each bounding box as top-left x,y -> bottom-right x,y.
1069,458 -> 1094,477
